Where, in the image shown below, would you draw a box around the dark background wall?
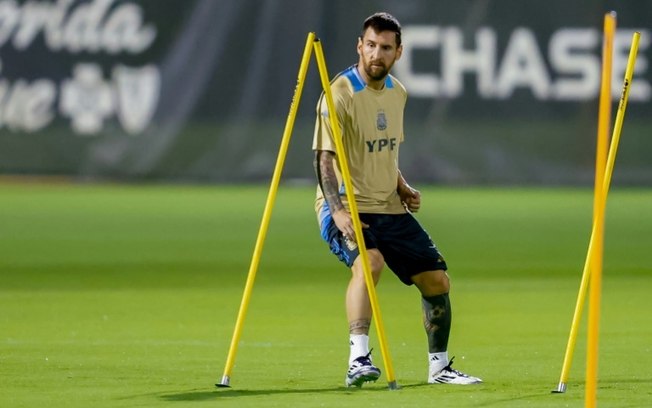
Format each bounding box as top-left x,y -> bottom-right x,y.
0,0 -> 649,185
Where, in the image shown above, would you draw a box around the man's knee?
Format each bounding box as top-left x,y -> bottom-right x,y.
412,269 -> 450,296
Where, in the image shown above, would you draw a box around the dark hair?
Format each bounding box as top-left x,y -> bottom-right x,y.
361,12 -> 402,46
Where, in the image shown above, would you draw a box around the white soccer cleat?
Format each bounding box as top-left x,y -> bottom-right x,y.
428,357 -> 482,385
345,351 -> 381,387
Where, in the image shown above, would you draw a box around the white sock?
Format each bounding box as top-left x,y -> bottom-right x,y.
428,351 -> 449,373
349,334 -> 370,364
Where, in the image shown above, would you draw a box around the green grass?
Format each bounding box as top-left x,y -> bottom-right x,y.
1,183 -> 651,407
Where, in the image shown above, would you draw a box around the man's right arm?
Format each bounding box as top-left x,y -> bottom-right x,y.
315,150 -> 344,213
314,150 -> 357,240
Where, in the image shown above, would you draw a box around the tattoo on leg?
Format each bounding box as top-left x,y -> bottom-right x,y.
349,319 -> 371,335
422,293 -> 452,353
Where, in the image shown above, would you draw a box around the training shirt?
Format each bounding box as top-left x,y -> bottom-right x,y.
313,65 -> 407,226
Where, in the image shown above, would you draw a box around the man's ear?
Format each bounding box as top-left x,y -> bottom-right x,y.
395,44 -> 403,61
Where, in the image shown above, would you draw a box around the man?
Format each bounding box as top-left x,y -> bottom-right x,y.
312,12 -> 482,387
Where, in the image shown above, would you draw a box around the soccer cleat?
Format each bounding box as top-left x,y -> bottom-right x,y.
345,351 -> 381,387
428,357 -> 482,385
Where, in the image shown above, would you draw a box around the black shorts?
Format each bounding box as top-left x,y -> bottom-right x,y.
320,213 -> 447,285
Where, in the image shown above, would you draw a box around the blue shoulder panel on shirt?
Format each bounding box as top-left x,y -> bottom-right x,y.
385,76 -> 394,89
343,66 -> 366,93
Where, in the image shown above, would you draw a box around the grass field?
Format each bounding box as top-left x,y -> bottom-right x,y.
1,183 -> 651,407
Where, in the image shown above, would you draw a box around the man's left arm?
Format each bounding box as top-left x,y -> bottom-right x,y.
397,170 -> 421,213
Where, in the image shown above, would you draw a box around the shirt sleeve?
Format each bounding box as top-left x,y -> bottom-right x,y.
312,79 -> 349,153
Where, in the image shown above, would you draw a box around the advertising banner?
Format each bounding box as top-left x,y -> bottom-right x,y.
0,0 -> 649,185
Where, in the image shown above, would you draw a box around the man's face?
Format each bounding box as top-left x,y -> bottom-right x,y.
357,27 -> 403,82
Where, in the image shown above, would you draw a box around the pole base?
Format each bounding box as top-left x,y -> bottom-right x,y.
551,382 -> 567,393
216,375 -> 231,388
387,380 -> 400,390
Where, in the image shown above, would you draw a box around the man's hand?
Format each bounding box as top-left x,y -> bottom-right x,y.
332,209 -> 369,242
398,184 -> 421,213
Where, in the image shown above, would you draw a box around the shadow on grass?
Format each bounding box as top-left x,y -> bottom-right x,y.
161,378 -> 652,403
161,388 -> 338,401
159,382 -> 428,401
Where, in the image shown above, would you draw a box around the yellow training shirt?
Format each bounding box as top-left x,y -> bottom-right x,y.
313,65 -> 407,226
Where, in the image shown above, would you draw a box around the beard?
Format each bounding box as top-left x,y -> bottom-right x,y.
363,61 -> 390,81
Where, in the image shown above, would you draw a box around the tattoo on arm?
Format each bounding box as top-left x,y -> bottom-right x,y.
314,150 -> 344,213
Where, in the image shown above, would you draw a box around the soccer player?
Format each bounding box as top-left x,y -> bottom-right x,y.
312,12 -> 482,387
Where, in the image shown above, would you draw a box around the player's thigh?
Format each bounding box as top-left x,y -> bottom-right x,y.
381,214 -> 447,285
351,248 -> 384,282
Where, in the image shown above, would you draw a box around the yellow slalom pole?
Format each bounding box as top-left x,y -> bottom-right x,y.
553,11 -> 616,394
312,37 -> 399,390
585,31 -> 640,408
216,32 -> 315,388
